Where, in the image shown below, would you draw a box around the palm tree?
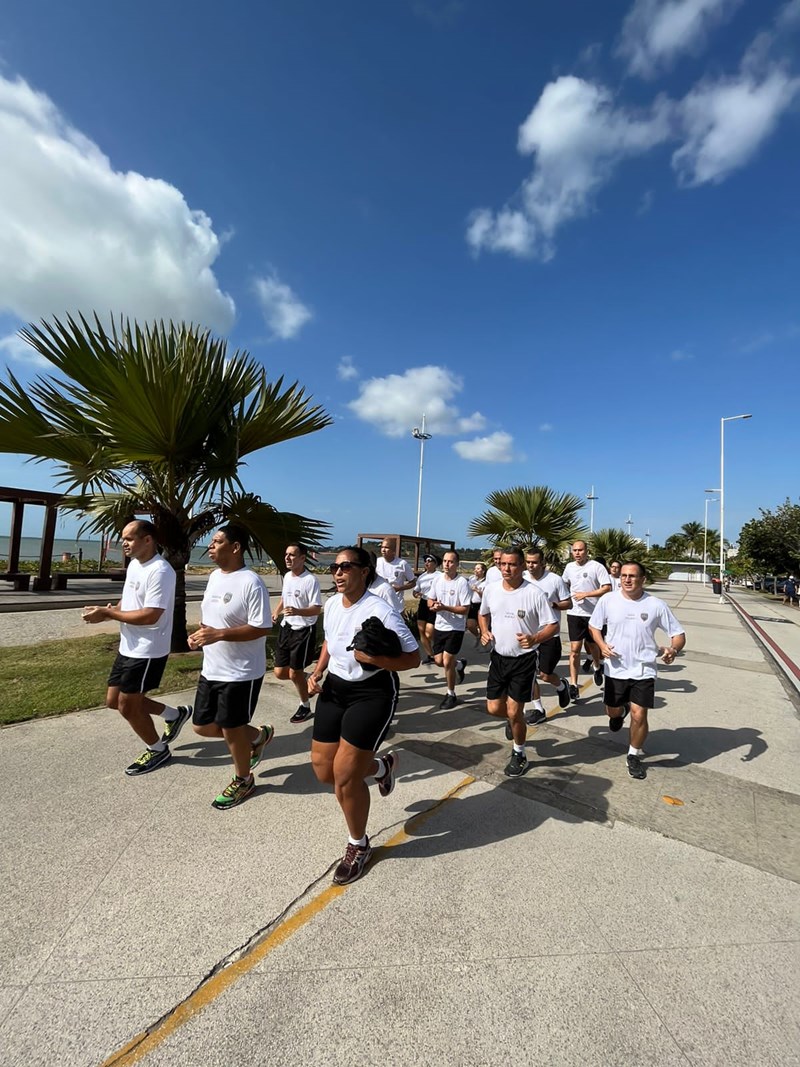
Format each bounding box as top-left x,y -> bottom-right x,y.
680,521 -> 705,559
468,485 -> 586,563
0,315 -> 332,649
664,533 -> 689,559
589,528 -> 647,564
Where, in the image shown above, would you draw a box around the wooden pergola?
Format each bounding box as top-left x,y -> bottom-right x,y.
356,533 -> 456,572
0,486 -> 62,591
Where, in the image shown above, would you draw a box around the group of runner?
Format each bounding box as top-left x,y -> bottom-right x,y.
84,525 -> 684,885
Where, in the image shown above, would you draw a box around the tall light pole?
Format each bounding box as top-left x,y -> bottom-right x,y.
719,414 -> 752,603
625,514 -> 634,537
586,486 -> 598,533
411,414 -> 432,537
703,489 -> 720,585
645,529 -> 651,552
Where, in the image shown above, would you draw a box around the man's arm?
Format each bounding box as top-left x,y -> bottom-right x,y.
83,603 -> 163,626
659,632 -> 686,664
573,583 -> 611,604
188,623 -> 269,647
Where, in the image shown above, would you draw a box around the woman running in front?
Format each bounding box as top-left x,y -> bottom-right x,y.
308,547 -> 420,885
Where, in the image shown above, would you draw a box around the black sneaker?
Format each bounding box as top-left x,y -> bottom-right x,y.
627,754 -> 647,780
608,705 -> 629,733
568,684 -> 580,702
160,705 -> 192,746
504,750 -> 529,777
125,747 -> 171,776
582,658 -> 593,673
525,708 -> 547,726
456,659 -> 467,685
376,752 -> 397,797
332,838 -> 373,885
250,724 -> 275,770
440,693 -> 458,710
504,720 -> 513,740
557,683 -> 570,709
594,666 -> 604,687
423,655 -> 435,665
290,705 -> 313,724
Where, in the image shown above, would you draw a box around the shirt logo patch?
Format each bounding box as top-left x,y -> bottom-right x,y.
223,593 -> 232,603
583,572 -> 588,577
517,609 -> 526,618
640,612 -> 648,621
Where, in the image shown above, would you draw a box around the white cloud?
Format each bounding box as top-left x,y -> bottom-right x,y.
777,0 -> 800,29
348,365 -> 487,438
0,331 -> 47,367
673,62 -> 800,185
617,0 -> 743,79
670,348 -> 694,360
337,355 -> 359,381
539,423 -> 553,432
453,432 -> 515,463
0,74 -> 235,331
253,274 -> 312,340
467,76 -> 672,260
637,189 -> 655,215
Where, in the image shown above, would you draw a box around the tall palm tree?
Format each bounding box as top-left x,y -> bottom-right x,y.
468,485 -> 586,563
0,315 -> 332,649
680,521 -> 705,559
664,533 -> 689,559
589,528 -> 647,564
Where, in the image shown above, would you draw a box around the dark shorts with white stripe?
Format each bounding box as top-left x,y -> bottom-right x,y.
107,652 -> 168,694
603,676 -> 655,710
192,675 -> 264,729
274,622 -> 317,670
487,650 -> 539,703
312,670 -> 398,751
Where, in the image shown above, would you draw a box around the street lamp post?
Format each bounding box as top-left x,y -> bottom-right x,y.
645,529 -> 651,552
625,514 -> 633,538
703,489 -> 720,586
411,414 -> 432,538
586,486 -> 598,533
719,414 -> 752,603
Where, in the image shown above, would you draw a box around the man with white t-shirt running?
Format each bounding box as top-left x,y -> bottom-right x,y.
479,547 -> 559,777
589,561 -> 685,780
428,550 -> 471,709
524,548 -> 572,722
485,548 -> 503,585
375,539 -> 415,611
608,560 -> 622,591
562,541 -> 611,701
188,524 -> 274,809
83,519 -> 189,776
272,543 -> 322,724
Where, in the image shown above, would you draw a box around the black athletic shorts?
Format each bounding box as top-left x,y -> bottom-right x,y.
433,630 -> 465,656
312,671 -> 398,751
274,623 -> 317,670
537,635 -> 562,675
467,603 -> 480,621
603,676 -> 655,710
487,650 -> 539,703
192,675 -> 264,729
416,599 -> 434,625
107,652 -> 168,695
567,615 -> 594,644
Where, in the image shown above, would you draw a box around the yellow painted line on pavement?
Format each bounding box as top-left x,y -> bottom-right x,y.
102,773 -> 476,1066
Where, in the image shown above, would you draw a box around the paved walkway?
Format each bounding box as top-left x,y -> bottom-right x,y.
1,582 -> 798,1066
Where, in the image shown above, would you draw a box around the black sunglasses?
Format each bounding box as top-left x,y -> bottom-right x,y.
329,561 -> 361,573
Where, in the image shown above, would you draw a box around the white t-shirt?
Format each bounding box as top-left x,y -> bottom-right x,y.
375,556 -> 414,591
119,555 -> 176,659
428,574 -> 472,632
413,570 -> 439,601
589,590 -> 684,680
485,565 -> 502,584
479,581 -> 558,657
323,591 -> 418,682
468,575 -> 485,604
562,560 -> 612,618
280,568 -> 322,630
369,576 -> 401,610
526,569 -> 571,619
200,567 -> 271,681
610,576 -> 621,592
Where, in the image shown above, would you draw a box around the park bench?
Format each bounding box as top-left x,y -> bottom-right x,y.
50,570 -> 126,590
0,572 -> 31,592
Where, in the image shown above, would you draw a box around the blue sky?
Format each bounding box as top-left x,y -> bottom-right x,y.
0,0 -> 797,550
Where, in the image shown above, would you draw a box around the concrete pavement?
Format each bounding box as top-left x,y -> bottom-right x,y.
1,581 -> 798,1066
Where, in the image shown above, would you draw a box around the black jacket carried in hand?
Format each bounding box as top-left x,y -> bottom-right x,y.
347,615 -> 403,670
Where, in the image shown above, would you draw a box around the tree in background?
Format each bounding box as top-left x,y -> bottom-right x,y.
589,528 -> 647,564
468,485 -> 586,563
0,315 -> 332,649
680,521 -> 705,559
738,499 -> 800,576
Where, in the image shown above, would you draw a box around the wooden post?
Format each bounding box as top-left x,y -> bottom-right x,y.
8,500 -> 24,572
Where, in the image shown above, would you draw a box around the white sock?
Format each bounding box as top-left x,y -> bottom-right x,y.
531,699 -> 545,711
513,742 -> 525,754
348,835 -> 367,847
147,740 -> 168,752
372,757 -> 387,780
628,746 -> 644,756
161,705 -> 180,721
300,700 -> 310,708
447,688 -> 456,696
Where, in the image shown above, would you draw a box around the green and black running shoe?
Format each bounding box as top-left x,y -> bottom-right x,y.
212,774 -> 255,810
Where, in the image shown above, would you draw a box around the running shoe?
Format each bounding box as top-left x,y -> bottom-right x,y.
504,750 -> 530,778
525,708 -> 547,726
557,684 -> 570,709
249,724 -> 275,770
290,705 -> 313,724
160,705 -> 192,746
125,747 -> 171,776
440,693 -> 458,710
626,754 -> 647,780
332,838 -> 373,885
422,655 -> 435,665
568,684 -> 580,702
582,658 -> 593,673
212,774 -> 255,809
456,659 -> 467,685
608,705 -> 629,733
505,720 -> 513,740
594,666 -> 604,687
376,752 -> 398,797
